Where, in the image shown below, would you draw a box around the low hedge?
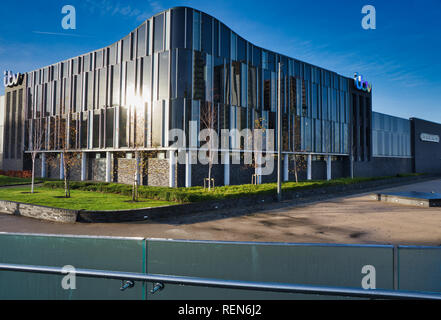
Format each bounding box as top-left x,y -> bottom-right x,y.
42,173 -> 424,204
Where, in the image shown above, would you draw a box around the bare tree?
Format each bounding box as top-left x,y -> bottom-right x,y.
240,117 -> 267,185
115,103 -> 152,201
200,102 -> 217,191
47,115 -> 80,198
28,118 -> 45,193
291,117 -> 307,183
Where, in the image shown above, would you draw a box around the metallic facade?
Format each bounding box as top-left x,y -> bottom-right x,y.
22,6 -> 354,156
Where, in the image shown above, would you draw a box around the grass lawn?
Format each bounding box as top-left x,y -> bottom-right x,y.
0,175 -> 42,187
0,186 -> 175,211
42,173 -> 424,203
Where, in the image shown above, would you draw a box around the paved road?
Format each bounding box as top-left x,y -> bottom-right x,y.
0,178 -> 440,246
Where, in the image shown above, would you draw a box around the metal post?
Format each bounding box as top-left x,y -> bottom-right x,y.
327,155 -> 332,181
185,151 -> 192,188
105,151 -> 112,183
59,153 -> 64,180
277,62 -> 282,201
81,152 -> 87,181
169,150 -> 176,188
307,154 -> 312,181
284,154 -> 289,182
223,151 -> 230,186
41,153 -> 46,178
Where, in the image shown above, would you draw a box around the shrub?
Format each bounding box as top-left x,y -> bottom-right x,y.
0,170 -> 32,178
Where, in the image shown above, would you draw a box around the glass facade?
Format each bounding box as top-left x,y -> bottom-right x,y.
372,112 -> 411,157
23,7 -> 353,155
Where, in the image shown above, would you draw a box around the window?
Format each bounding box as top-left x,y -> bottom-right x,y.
96,51 -> 103,69
214,57 -> 224,104
93,113 -> 100,148
193,11 -> 201,51
126,61 -> 136,104
111,65 -> 121,107
98,68 -> 107,108
171,7 -> 185,49
237,37 -> 246,63
119,106 -> 128,147
220,23 -> 230,59
231,61 -> 240,106
86,71 -> 94,110
83,54 -> 91,72
122,34 -> 132,62
193,51 -> 206,101
201,13 -> 212,54
142,56 -> 152,102
252,46 -> 261,68
137,23 -> 147,58
109,44 -> 117,66
106,108 -> 114,148
154,14 -> 164,52
158,52 -> 169,100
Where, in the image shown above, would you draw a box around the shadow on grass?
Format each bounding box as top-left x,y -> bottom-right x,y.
20,192 -> 40,194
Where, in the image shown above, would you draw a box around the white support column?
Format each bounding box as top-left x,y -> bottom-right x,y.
81,152 -> 87,181
59,153 -> 64,180
307,154 -> 312,181
255,152 -> 262,185
185,151 -> 192,188
41,153 -> 47,178
106,151 -> 112,183
169,151 -> 176,188
283,154 -> 289,182
223,151 -> 230,186
326,155 -> 332,181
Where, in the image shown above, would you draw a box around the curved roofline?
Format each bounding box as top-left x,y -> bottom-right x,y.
26,6 -> 353,80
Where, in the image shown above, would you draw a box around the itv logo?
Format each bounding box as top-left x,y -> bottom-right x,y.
3,70 -> 23,88
354,72 -> 372,93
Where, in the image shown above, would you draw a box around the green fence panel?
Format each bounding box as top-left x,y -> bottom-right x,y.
0,233 -> 146,300
398,246 -> 441,293
146,240 -> 394,300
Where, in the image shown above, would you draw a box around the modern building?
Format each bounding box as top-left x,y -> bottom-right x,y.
1,7 -> 440,186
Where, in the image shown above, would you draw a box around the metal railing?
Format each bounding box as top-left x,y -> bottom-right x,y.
1,263 -> 441,300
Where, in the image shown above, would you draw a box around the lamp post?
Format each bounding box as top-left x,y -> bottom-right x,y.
277,62 -> 282,202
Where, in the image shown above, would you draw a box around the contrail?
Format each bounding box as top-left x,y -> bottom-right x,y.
32,31 -> 94,38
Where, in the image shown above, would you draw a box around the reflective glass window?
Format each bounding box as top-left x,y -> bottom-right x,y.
201,13 -> 212,55
122,34 -> 132,62
112,65 -> 121,107
154,14 -> 164,53
193,11 -> 201,51
220,23 -> 230,59
96,51 -> 103,69
158,51 -> 169,100
237,37 -> 246,63
214,57 -> 224,104
193,51 -> 206,101
171,7 -> 185,49
106,108 -> 114,147
137,23 -> 147,58
142,56 -> 152,102
119,106 -> 128,147
231,33 -> 237,61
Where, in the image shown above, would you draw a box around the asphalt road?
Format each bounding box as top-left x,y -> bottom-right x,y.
0,178 -> 440,246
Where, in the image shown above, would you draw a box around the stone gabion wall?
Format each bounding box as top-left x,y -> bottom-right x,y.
114,158 -> 137,185
89,158 -> 107,181
146,158 -> 172,187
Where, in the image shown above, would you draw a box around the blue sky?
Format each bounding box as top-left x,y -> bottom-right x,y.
1,0 -> 440,122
